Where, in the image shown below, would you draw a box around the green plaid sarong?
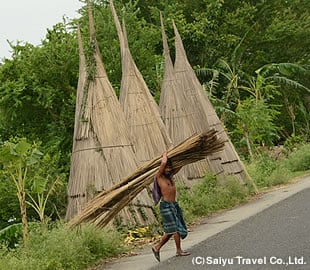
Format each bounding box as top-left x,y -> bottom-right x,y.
160,200 -> 188,239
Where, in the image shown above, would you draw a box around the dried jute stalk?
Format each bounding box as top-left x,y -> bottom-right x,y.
68,129 -> 225,228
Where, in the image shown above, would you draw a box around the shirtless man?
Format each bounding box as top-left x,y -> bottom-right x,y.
152,152 -> 190,262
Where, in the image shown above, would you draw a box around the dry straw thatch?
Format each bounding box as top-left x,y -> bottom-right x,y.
66,0 -> 156,225
172,21 -> 256,190
159,14 -> 212,182
110,0 -> 173,166
68,129 -> 225,228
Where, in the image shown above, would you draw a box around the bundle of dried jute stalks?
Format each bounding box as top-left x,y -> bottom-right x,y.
68,129 -> 225,228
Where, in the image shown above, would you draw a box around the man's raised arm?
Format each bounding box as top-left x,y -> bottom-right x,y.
156,152 -> 167,178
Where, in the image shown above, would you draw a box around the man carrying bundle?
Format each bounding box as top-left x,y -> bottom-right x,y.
152,152 -> 190,262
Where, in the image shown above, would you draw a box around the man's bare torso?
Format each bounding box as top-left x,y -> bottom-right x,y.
157,175 -> 176,203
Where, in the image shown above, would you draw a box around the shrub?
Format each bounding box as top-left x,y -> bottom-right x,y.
247,144 -> 310,188
285,144 -> 310,172
0,222 -> 125,270
0,222 -> 39,249
246,153 -> 278,187
284,135 -> 306,151
266,164 -> 294,186
177,174 -> 248,222
0,223 -> 22,249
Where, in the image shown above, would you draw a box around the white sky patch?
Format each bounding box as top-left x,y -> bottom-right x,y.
0,0 -> 83,60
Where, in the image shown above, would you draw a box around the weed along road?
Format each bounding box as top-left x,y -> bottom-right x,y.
103,175 -> 310,270
150,186 -> 310,270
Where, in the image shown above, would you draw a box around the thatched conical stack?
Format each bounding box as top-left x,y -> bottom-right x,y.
110,0 -> 173,166
172,21 -> 254,187
66,1 -> 156,225
66,25 -> 103,219
159,15 -> 213,181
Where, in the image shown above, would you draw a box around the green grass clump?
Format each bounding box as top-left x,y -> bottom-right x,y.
0,222 -> 126,270
285,144 -> 310,172
247,144 -> 310,188
246,153 -> 278,187
177,174 -> 248,222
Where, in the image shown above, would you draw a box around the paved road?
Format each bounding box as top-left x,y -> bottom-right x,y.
103,175 -> 310,270
150,188 -> 310,270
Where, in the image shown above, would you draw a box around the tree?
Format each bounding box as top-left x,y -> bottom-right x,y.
234,98 -> 279,159
254,63 -> 310,138
200,54 -> 309,146
0,21 -> 79,171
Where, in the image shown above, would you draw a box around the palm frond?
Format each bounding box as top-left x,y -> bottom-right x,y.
257,63 -> 308,78
196,68 -> 219,94
195,67 -> 218,77
266,75 -> 310,93
217,58 -> 233,76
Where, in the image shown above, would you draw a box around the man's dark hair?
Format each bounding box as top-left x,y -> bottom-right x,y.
166,158 -> 173,168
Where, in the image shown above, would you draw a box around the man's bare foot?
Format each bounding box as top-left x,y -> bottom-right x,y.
176,250 -> 190,257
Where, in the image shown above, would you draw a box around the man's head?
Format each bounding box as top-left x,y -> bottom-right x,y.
164,158 -> 173,179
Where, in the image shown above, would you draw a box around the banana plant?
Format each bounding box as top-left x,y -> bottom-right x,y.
26,174 -> 63,231
0,138 -> 43,246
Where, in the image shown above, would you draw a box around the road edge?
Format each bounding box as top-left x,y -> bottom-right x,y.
102,174 -> 310,270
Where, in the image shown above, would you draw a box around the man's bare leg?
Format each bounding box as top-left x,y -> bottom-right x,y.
154,233 -> 172,251
174,232 -> 190,256
152,233 -> 172,262
173,232 -> 182,254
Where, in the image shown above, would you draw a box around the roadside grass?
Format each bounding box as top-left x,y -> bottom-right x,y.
1,143 -> 309,269
0,223 -> 126,270
177,174 -> 248,223
247,143 -> 310,188
174,142 -> 310,225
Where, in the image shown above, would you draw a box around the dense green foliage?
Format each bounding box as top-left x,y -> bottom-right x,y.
1,0 -> 308,152
0,138 -> 66,231
0,223 -> 125,270
0,22 -> 78,170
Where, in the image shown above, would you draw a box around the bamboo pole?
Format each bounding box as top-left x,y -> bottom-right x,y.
68,130 -> 225,228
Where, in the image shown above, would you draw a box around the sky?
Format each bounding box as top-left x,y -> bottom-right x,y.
0,0 -> 84,60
